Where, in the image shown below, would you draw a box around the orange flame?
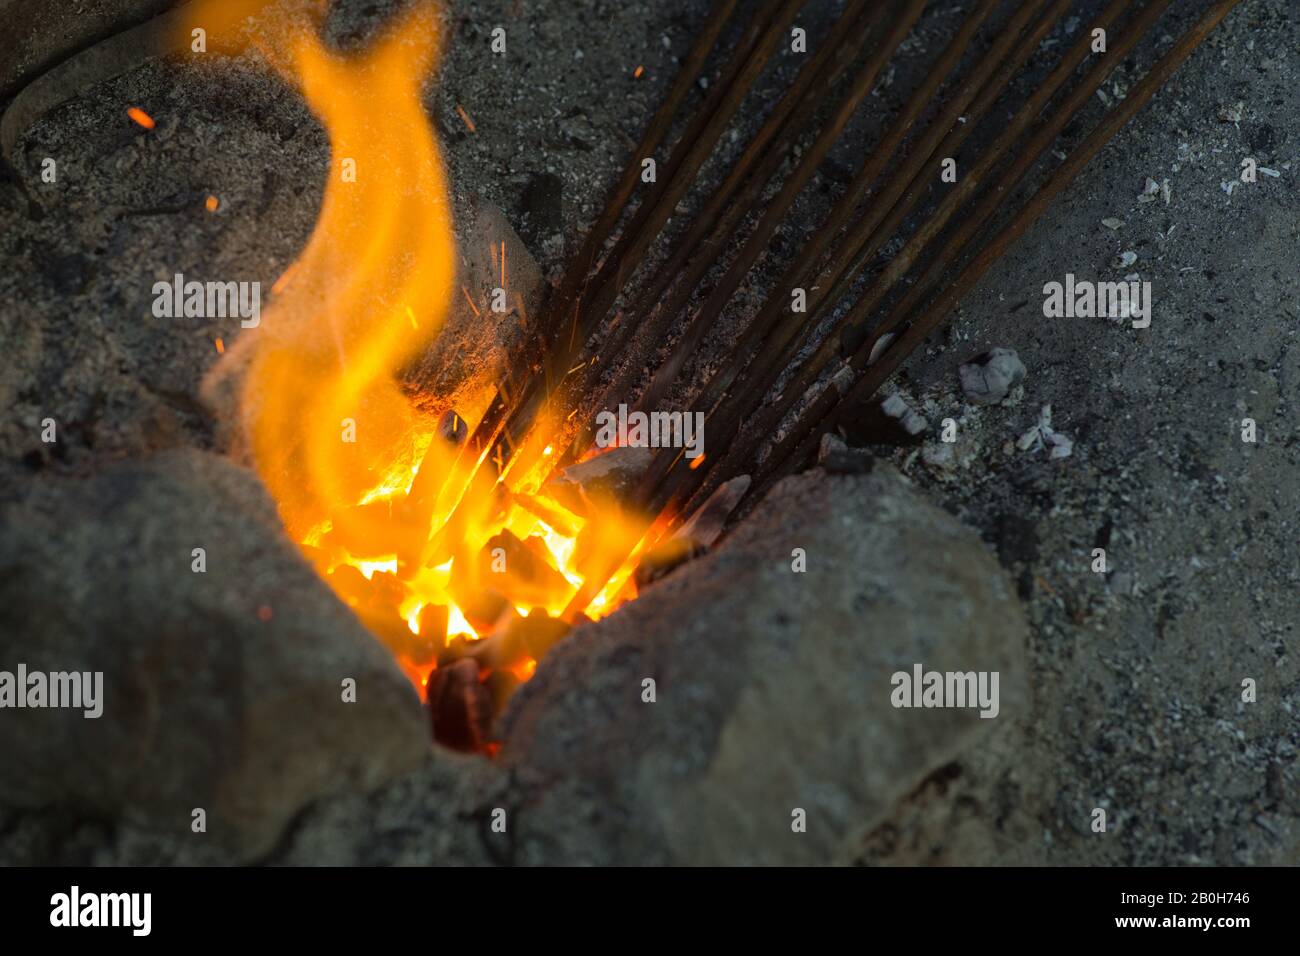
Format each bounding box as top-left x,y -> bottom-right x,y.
198,0 -> 643,697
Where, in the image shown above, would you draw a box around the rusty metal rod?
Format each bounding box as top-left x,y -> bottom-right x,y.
540,0 -> 741,366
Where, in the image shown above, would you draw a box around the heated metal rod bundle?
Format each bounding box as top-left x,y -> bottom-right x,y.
556,0 -> 1240,619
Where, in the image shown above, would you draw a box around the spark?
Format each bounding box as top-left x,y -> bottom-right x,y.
127,107 -> 155,129
204,195 -> 219,212
271,263 -> 298,294
214,337 -> 225,354
633,65 -> 645,79
461,286 -> 481,317
455,104 -> 477,133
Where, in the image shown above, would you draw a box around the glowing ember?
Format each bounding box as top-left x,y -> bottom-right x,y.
198,0 -> 646,706
127,107 -> 155,129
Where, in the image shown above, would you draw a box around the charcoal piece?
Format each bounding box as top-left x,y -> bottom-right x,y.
472,626 -> 529,672
415,605 -> 450,662
634,535 -> 707,589
676,475 -> 751,547
541,446 -> 652,517
818,433 -> 876,474
840,392 -> 928,447
325,563 -> 387,610
958,347 -> 1026,405
477,528 -> 569,608
427,659 -> 492,753
447,559 -> 511,632
506,608 -> 571,661
438,632 -> 477,668
483,667 -> 523,717
435,618 -> 531,672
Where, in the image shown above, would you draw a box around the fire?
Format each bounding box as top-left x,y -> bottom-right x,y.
197,1 -> 645,710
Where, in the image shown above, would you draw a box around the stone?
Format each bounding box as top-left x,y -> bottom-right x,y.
497,465 -> 1027,865
401,195 -> 545,423
0,450 -> 428,860
675,475 -> 751,548
540,445 -> 652,517
958,347 -> 1026,405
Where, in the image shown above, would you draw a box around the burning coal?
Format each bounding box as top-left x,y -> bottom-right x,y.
197,0 -> 646,739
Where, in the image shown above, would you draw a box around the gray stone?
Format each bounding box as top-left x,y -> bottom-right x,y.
402,195 -> 546,422
958,347 -> 1026,405
0,450 -> 428,860
497,465 -> 1027,865
540,445 -> 651,516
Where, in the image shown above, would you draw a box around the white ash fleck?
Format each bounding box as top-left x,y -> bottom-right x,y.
1112,250 -> 1138,269
1016,405 -> 1073,460
1101,217 -> 1124,230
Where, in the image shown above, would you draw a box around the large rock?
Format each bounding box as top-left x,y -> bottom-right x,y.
498,465 -> 1027,865
0,449 -> 428,860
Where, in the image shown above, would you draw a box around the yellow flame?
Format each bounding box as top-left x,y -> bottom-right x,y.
198,0 -> 642,702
